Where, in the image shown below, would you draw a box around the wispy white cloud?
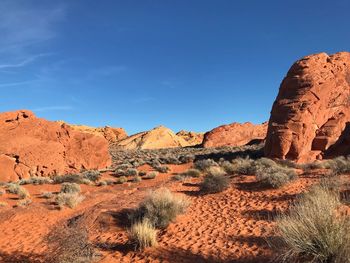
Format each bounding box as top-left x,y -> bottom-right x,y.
0,53 -> 51,70
31,106 -> 74,112
0,2 -> 65,53
0,80 -> 37,87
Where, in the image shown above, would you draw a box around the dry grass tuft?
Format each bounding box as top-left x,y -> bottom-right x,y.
275,184 -> 350,263
55,193 -> 84,209
128,219 -> 158,250
131,188 -> 189,229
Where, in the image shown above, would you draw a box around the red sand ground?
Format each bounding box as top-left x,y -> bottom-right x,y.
0,165 -> 330,262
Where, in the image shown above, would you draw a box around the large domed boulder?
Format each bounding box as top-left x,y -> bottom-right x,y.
202,122 -> 267,148
116,126 -> 191,149
265,52 -> 350,162
0,110 -> 111,182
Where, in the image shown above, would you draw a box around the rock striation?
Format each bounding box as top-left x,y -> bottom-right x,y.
0,110 -> 111,181
265,52 -> 350,162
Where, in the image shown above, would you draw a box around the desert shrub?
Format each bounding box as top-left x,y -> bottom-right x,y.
253,157 -> 278,172
60,183 -> 81,194
181,168 -> 201,178
131,188 -> 189,228
172,174 -> 185,181
82,170 -> 101,182
16,199 -> 32,207
200,174 -> 230,194
7,183 -> 30,199
55,193 -> 84,209
19,176 -> 53,185
125,168 -> 138,176
99,179 -> 115,186
114,169 -> 126,176
275,159 -> 300,169
230,157 -> 256,175
276,184 -> 350,263
219,160 -> 236,174
133,176 -> 142,182
144,171 -> 158,179
194,159 -> 218,171
115,163 -> 132,171
154,165 -> 169,173
41,191 -> 54,199
116,176 -> 128,184
0,189 -> 5,196
52,174 -> 86,184
327,156 -> 350,175
256,166 -> 296,188
206,166 -> 226,177
179,155 -> 195,164
128,219 -> 158,250
299,160 -> 329,172
0,201 -> 8,207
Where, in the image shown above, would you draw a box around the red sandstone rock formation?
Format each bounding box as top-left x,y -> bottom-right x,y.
202,122 -> 267,148
265,52 -> 350,162
0,110 -> 111,181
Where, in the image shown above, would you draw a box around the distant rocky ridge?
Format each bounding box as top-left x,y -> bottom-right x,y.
265,52 -> 350,162
0,110 -> 111,181
202,122 -> 267,148
57,122 -> 128,143
115,126 -> 203,150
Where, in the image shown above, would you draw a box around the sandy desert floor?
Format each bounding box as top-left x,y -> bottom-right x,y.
0,162 -> 331,263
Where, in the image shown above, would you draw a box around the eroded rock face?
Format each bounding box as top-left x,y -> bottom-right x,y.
60,123 -> 128,143
202,122 -> 267,148
116,126 -> 191,149
0,110 -> 111,181
176,130 -> 204,146
265,52 -> 350,162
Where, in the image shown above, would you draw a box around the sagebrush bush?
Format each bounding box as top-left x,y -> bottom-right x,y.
200,173 -> 230,194
126,168 -> 138,176
60,183 -> 81,194
52,174 -> 86,184
230,157 -> 256,175
115,176 -> 128,184
172,174 -> 185,181
276,184 -> 350,263
206,166 -> 226,177
180,168 -> 201,178
327,156 -> 350,175
7,183 -> 30,199
256,166 -> 296,188
0,201 -> 8,207
82,170 -> 101,182
41,191 -> 54,199
17,199 -> 32,207
144,171 -> 158,179
19,176 -> 53,185
128,219 -> 158,250
133,176 -> 142,182
55,193 -> 84,209
131,188 -> 189,229
194,159 -> 218,171
154,165 -> 169,173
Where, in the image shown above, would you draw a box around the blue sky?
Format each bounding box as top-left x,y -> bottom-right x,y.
0,0 -> 349,135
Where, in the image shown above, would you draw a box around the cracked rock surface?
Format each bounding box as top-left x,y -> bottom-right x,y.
265,52 -> 350,162
0,110 -> 111,181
